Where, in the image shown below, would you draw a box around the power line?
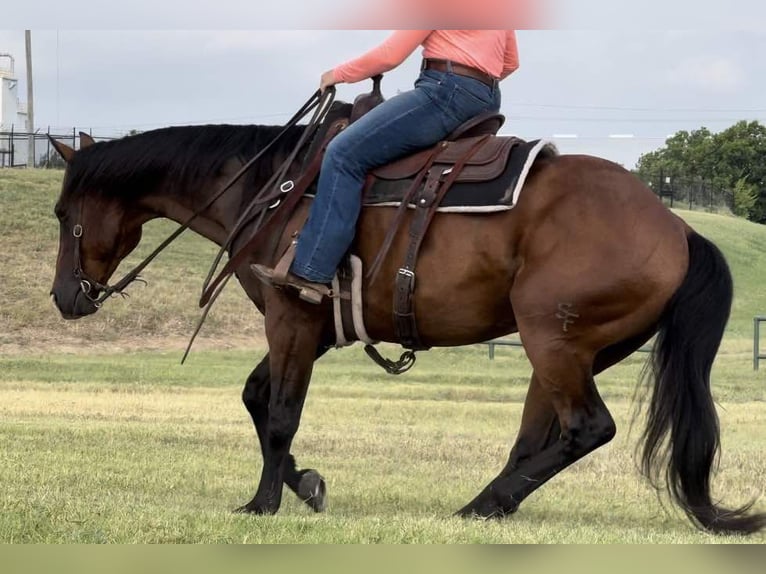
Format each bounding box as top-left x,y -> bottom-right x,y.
506,115 -> 766,123
507,102 -> 766,113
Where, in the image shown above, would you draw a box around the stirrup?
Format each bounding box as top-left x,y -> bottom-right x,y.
272,239 -> 298,284
251,239 -> 349,304
251,264 -> 339,304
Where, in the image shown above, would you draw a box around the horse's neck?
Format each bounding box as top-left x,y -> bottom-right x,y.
140,141 -> 300,250
142,167 -> 249,247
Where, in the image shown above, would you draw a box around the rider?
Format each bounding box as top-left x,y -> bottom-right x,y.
253,30 -> 519,303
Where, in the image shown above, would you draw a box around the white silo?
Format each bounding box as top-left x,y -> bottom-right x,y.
0,54 -> 29,166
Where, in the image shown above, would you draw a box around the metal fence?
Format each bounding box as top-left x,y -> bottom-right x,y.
483,338 -> 656,360
755,316 -> 766,371
488,316 -> 766,372
485,338 -> 524,360
636,171 -> 733,213
0,127 -> 117,168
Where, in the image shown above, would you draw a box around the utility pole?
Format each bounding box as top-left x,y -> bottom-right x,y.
25,30 -> 35,168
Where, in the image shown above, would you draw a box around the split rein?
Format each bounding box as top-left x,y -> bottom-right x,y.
70,88 -> 337,310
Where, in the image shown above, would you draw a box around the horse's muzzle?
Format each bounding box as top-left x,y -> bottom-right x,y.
50,282 -> 99,320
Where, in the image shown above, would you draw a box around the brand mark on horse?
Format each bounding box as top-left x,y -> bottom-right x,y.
556,303 -> 580,333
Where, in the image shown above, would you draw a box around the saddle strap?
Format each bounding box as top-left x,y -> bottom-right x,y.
273,238 -> 298,284
394,135 -> 491,350
366,141 -> 450,284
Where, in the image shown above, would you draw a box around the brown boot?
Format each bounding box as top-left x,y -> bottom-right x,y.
251,264 -> 336,304
251,240 -> 340,305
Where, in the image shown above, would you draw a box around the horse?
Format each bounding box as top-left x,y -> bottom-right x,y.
48,122 -> 765,535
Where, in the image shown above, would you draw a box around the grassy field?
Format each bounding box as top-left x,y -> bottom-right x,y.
0,169 -> 765,543
0,346 -> 764,543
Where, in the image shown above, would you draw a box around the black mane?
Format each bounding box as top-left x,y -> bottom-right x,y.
63,123 -> 308,198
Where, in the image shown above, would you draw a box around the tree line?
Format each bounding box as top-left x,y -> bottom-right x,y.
634,120 -> 766,223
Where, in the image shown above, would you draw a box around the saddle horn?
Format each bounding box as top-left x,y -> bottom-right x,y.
371,74 -> 383,98
350,74 -> 385,124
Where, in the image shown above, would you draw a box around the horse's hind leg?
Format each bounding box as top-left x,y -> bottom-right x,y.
502,373 -> 561,474
499,329 -> 653,477
238,349 -> 328,513
458,344 -> 616,518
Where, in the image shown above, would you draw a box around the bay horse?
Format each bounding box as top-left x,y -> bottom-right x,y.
48,122 -> 764,535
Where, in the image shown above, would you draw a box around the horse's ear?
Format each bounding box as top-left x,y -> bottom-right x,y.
79,132 -> 96,149
48,136 -> 76,163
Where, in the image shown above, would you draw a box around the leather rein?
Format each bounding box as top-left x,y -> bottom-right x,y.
68,88 -> 336,310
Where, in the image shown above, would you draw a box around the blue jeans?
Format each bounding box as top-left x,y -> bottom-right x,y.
291,68 -> 502,283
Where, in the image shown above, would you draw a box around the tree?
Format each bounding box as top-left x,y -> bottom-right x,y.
732,178 -> 758,219
635,121 -> 766,224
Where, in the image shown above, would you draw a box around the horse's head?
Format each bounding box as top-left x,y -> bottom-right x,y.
50,133 -> 146,319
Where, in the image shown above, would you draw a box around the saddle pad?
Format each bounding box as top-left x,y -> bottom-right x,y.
363,138 -> 558,213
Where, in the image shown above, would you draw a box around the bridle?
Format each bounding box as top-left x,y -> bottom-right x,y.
71,222 -> 117,308
66,88 -> 337,310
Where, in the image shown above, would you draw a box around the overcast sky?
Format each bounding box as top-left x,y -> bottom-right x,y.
2,25 -> 765,168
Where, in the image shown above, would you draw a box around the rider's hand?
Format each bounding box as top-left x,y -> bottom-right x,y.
320,70 -> 338,93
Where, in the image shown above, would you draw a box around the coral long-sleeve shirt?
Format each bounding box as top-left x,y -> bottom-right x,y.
333,30 -> 519,85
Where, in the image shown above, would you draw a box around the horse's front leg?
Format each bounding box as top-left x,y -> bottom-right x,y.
238,349 -> 328,513
245,294 -> 328,515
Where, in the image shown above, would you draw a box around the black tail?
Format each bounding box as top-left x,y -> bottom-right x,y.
642,232 -> 765,535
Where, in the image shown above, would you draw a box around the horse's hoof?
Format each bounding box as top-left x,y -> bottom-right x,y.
455,505 -> 503,520
233,501 -> 277,515
297,470 -> 327,513
455,504 -> 491,520
455,495 -> 517,520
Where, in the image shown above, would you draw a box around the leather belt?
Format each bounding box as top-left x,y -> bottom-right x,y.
422,59 -> 498,88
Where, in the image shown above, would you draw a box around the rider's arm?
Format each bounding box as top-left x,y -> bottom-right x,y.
333,30 -> 432,84
500,30 -> 520,80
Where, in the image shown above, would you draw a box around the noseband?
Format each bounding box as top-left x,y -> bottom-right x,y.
71,223 -> 135,308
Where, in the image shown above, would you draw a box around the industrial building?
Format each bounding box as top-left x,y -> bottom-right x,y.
0,53 -> 30,167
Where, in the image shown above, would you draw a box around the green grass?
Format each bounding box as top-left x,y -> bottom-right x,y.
0,346 -> 763,543
0,169 -> 765,543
